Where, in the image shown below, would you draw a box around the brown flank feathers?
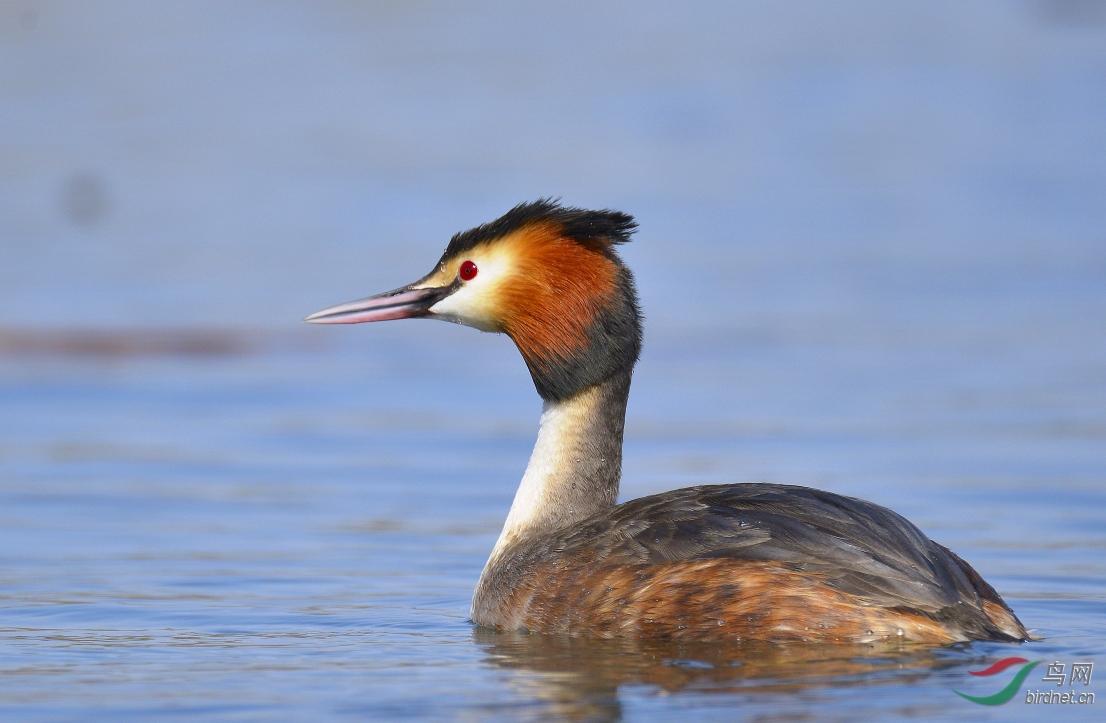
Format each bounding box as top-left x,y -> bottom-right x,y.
501,559 -> 984,644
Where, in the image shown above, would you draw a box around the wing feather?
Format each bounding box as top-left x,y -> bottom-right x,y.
527,484 -> 979,613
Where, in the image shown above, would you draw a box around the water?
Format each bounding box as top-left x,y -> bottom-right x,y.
2,1 -> 1105,720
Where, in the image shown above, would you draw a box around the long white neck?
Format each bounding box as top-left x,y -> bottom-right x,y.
484,371 -> 631,565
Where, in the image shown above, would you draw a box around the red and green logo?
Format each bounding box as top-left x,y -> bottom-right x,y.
953,657 -> 1040,705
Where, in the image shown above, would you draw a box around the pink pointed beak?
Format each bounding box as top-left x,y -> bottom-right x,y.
303,280 -> 458,325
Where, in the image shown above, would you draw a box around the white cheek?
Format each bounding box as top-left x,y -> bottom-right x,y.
429,285 -> 499,331
428,258 -> 510,332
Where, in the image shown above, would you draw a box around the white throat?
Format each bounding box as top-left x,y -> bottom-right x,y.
471,370 -> 631,620
484,376 -> 627,565
489,394 -> 588,560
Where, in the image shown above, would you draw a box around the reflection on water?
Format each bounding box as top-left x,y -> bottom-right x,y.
476,629 -> 959,721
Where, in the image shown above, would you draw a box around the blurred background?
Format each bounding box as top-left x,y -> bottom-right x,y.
4,0 -> 1104,333
1,1 -> 1104,720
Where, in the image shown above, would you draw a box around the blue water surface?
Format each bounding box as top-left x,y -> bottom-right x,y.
1,2 -> 1104,720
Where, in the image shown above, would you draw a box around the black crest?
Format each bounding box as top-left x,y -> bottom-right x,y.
443,199 -> 637,259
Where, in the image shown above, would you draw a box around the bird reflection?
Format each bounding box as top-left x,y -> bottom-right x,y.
474,627 -> 957,722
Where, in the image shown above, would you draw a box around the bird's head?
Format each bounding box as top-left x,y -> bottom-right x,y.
305,200 -> 642,401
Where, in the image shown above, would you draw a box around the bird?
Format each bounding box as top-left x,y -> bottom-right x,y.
305,200 -> 1028,644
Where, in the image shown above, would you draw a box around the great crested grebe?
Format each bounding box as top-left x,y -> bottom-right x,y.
306,200 -> 1028,644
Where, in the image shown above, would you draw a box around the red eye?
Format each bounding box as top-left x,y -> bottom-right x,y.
459,260 -> 478,281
